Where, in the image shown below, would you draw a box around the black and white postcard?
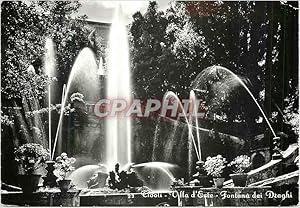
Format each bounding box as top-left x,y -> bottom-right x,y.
1,1 -> 299,206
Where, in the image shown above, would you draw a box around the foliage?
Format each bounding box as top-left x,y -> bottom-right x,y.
1,1 -> 97,120
14,143 -> 50,174
204,155 -> 227,177
282,89 -> 299,135
1,1 -> 48,100
228,155 -> 251,174
24,92 -> 86,119
54,152 -> 76,180
0,110 -> 14,127
1,1 -> 105,149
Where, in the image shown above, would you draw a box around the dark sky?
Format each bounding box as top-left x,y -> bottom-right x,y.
77,0 -> 171,24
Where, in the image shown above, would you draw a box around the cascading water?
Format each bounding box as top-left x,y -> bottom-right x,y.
163,119 -> 179,161
18,65 -> 47,147
132,162 -> 176,182
132,162 -> 177,190
106,5 -> 132,168
153,91 -> 202,182
12,101 -> 31,142
69,164 -> 108,188
160,91 -> 201,160
44,38 -> 56,153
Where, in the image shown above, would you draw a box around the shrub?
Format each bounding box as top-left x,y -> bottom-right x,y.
228,155 -> 251,173
203,155 -> 227,177
14,143 -> 50,174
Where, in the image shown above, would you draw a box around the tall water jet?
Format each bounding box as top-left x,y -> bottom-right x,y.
106,5 -> 132,168
57,84 -> 66,154
44,38 -> 56,153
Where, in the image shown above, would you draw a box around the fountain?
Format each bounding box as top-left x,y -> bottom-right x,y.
106,4 -> 132,168
2,1 -> 298,206
48,4 -> 137,193
29,3 -> 285,206
43,13 -> 281,195
151,65 -> 282,188
66,6 -> 183,193
156,91 -> 220,185
191,65 -> 281,160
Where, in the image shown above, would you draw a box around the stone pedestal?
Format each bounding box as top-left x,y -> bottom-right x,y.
43,161 -> 58,188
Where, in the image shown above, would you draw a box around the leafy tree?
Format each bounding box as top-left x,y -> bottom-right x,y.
1,1 -> 48,100
130,1 -> 298,140
1,0 -> 106,151
1,1 -> 104,102
1,0 -> 105,185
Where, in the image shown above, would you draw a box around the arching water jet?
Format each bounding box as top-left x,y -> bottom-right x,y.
52,47 -> 99,159
132,162 -> 176,182
161,91 -> 201,160
200,65 -> 276,137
